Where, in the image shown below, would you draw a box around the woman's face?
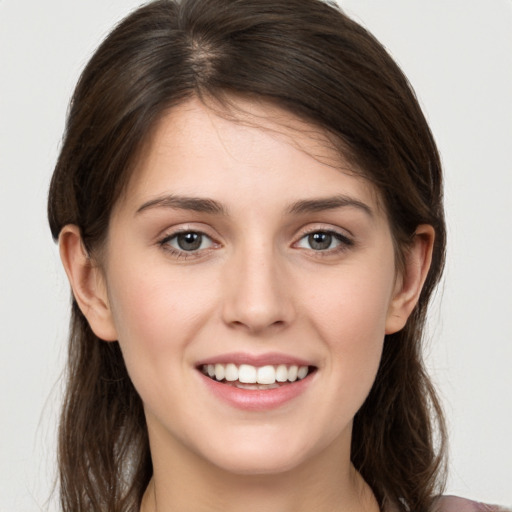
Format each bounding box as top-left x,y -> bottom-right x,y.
96,98 -> 409,475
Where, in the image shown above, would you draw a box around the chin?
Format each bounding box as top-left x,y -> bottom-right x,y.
209,449 -> 308,476
191,427 -> 330,477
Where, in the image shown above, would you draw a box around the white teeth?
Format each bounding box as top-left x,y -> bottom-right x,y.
214,363 -> 225,381
225,363 -> 238,382
202,363 -> 311,385
257,365 -> 276,385
275,364 -> 288,382
287,365 -> 298,382
238,364 -> 257,383
297,365 -> 308,380
235,382 -> 281,390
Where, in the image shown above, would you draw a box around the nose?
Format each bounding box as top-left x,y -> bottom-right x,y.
221,243 -> 295,335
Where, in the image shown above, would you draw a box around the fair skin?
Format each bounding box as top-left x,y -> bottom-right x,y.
59,98 -> 434,512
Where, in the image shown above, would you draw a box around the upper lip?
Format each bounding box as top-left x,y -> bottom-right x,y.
195,352 -> 315,368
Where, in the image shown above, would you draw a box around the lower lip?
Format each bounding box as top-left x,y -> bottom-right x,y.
198,371 -> 314,411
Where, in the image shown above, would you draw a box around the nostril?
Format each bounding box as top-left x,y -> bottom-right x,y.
227,318 -> 288,333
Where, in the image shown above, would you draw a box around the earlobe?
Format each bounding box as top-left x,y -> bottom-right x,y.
59,225 -> 118,342
385,225 -> 435,334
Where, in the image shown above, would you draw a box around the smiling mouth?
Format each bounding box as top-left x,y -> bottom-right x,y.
199,363 -> 316,390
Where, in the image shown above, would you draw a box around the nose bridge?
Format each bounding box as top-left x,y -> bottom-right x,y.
222,237 -> 293,333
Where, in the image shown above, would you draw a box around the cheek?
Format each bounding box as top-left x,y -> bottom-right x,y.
105,266 -> 216,383
310,264 -> 393,335
303,262 -> 395,387
104,267 -> 222,431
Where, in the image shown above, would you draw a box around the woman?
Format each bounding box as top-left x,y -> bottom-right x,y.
47,0 -> 508,511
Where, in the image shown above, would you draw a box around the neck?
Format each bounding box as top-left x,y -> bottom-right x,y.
140,425 -> 380,512
142,470 -> 379,512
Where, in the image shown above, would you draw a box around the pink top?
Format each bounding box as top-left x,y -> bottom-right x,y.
435,496 -> 511,512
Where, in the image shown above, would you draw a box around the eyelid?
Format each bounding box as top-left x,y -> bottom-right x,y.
295,223 -> 353,242
156,222 -> 220,244
162,231 -> 214,249
292,225 -> 354,253
155,223 -> 354,260
157,225 -> 221,259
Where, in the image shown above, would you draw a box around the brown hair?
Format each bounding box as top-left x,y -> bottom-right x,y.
48,0 -> 447,510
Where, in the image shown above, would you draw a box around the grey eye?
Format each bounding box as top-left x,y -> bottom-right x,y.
166,232 -> 213,252
296,231 -> 342,251
307,232 -> 333,250
177,232 -> 202,251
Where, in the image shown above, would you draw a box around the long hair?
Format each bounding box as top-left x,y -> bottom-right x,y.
48,0 -> 447,510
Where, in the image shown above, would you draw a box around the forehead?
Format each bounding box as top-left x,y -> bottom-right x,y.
120,96 -> 382,212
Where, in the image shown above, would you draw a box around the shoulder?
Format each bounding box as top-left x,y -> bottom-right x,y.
434,495 -> 511,512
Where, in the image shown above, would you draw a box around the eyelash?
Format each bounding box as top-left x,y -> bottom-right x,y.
158,230 -> 217,259
157,227 -> 354,260
294,228 -> 354,256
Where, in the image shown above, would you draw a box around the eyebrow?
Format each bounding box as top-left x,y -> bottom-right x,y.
286,195 -> 373,217
136,193 -> 373,218
136,195 -> 228,215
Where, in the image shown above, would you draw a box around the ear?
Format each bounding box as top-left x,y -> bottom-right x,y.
59,225 -> 118,342
385,225 -> 435,334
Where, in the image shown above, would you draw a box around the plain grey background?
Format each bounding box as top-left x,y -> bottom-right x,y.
1,0 -> 511,509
